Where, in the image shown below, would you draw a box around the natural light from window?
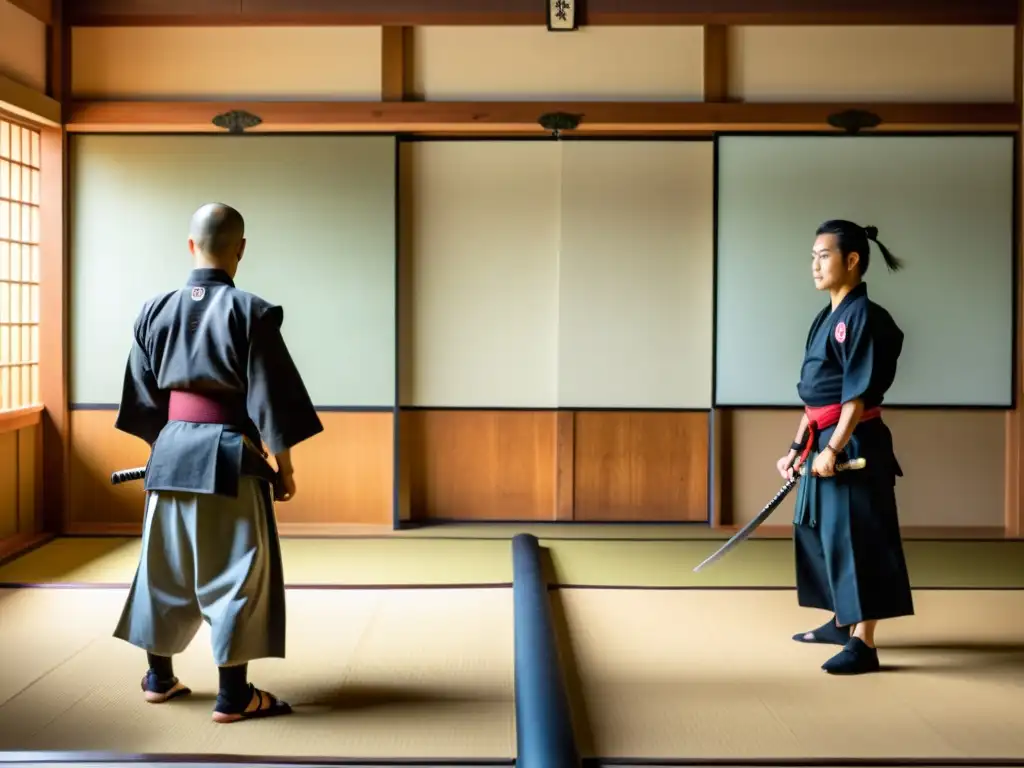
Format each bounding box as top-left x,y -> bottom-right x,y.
0,116 -> 41,413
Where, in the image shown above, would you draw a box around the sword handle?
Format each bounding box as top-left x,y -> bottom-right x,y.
798,456 -> 866,475
110,466 -> 147,485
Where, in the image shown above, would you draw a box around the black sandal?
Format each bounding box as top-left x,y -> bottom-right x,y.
141,671 -> 192,703
212,683 -> 293,724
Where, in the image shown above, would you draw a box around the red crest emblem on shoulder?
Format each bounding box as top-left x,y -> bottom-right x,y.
834,321 -> 847,343
190,287 -> 206,302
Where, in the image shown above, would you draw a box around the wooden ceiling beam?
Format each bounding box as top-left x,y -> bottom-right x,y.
67,0 -> 1016,27
8,0 -> 52,25
65,100 -> 1019,134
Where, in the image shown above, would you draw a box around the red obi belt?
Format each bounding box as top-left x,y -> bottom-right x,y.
797,403 -> 880,465
168,391 -> 243,425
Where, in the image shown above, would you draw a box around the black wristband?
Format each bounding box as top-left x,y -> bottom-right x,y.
790,441 -> 803,452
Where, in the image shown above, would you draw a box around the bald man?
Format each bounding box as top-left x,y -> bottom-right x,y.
112,203 -> 323,723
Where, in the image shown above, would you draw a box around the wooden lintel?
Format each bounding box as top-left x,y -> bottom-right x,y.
67,0 -> 1017,27
8,0 -> 52,25
0,73 -> 60,127
65,100 -> 1020,134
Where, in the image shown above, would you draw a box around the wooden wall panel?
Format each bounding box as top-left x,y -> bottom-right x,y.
0,0 -> 47,94
67,409 -> 393,532
6,0 -> 49,25
573,411 -> 709,522
0,430 -> 18,538
730,26 -> 1015,102
725,409 -> 1006,530
0,422 -> 41,540
17,423 -> 38,535
414,26 -> 704,101
555,411 -> 575,521
280,411 -> 393,527
403,410 -> 557,521
71,26 -> 383,100
67,409 -> 153,530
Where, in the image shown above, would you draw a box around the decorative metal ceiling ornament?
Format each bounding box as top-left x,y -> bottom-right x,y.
212,109 -> 262,134
538,111 -> 582,139
827,109 -> 882,135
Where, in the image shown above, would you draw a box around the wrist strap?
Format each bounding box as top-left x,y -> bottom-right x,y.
790,441 -> 803,452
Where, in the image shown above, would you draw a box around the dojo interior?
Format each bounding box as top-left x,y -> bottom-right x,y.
1,1 -> 1024,766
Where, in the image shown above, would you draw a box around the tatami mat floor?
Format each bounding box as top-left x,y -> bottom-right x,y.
0,587 -> 516,760
251,523 -> 1012,541
1,586 -> 1021,761
554,589 -> 1024,760
1,535 -> 1021,764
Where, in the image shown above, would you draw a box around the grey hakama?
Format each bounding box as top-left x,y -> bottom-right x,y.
111,268 -> 323,669
113,476 -> 286,666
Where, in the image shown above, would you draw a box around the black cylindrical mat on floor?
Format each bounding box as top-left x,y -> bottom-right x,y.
511,533 -> 581,768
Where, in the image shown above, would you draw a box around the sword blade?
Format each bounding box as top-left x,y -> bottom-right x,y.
693,476 -> 798,572
693,457 -> 867,573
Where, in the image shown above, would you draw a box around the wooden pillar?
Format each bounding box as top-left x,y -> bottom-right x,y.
703,25 -> 729,103
39,0 -> 70,534
1006,2 -> 1024,539
381,26 -> 415,102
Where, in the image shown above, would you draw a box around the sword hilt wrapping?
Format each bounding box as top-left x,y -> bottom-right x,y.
110,466 -> 147,485
797,456 -> 866,475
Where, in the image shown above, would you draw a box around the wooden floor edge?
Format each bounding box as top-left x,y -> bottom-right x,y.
0,751 -> 515,766
720,524 -> 1013,540
0,755 -> 1020,768
0,532 -> 55,567
57,523 -> 1015,540
63,522 -> 401,537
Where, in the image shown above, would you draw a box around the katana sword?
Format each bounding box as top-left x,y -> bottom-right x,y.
110,438 -> 265,487
111,466 -> 147,485
692,457 -> 867,573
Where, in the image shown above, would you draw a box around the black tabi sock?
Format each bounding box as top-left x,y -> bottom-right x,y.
792,616 -> 850,645
217,663 -> 251,712
822,637 -> 880,675
146,653 -> 175,683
